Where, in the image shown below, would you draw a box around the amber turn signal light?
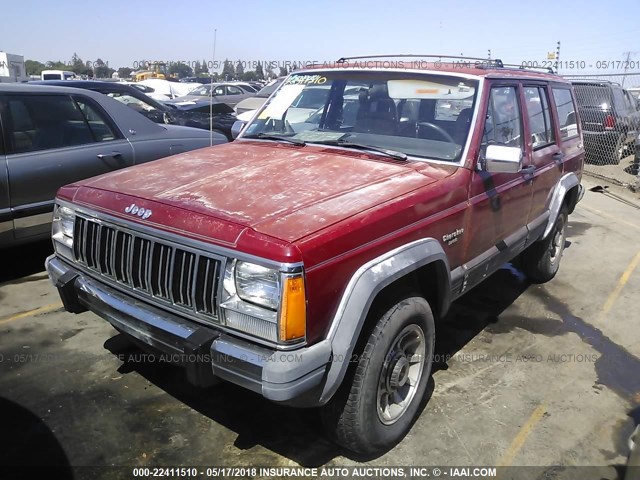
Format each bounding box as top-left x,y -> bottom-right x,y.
279,276 -> 306,342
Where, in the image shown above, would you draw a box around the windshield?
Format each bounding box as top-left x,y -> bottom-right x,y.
573,84 -> 613,108
242,72 -> 478,162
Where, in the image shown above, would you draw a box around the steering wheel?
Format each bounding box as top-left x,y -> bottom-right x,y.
417,122 -> 456,143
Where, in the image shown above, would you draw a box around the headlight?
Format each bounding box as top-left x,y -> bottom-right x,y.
220,259 -> 306,344
52,205 -> 76,249
235,261 -> 281,310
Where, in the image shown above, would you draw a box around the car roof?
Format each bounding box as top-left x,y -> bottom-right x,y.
570,80 -> 622,87
28,80 -> 168,109
31,80 -> 133,90
2,82 -> 119,96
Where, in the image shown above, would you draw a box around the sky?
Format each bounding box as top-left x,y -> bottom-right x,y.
2,0 -> 639,82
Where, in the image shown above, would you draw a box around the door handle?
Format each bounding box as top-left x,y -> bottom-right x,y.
97,151 -> 122,160
520,165 -> 536,175
553,152 -> 565,165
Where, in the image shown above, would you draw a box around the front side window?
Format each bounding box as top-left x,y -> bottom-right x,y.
524,86 -> 554,148
242,72 -> 479,162
3,94 -> 111,154
482,86 -> 522,148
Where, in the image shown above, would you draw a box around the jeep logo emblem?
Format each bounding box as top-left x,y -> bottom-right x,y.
124,203 -> 152,219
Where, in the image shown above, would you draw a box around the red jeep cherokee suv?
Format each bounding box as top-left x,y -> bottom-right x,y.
46,57 -> 584,454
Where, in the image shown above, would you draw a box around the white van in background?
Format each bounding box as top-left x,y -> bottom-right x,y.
41,70 -> 77,81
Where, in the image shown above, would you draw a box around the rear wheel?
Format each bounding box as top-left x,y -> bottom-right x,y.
521,207 -> 568,283
321,296 -> 435,455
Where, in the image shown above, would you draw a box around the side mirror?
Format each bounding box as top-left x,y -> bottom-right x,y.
484,145 -> 522,174
231,120 -> 246,139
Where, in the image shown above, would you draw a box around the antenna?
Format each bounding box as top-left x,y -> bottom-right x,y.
210,28 -> 217,147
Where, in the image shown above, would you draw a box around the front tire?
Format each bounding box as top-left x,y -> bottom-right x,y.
521,207 -> 568,283
321,296 -> 435,455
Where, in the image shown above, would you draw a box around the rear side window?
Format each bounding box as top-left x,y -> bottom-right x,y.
612,88 -> 627,114
524,86 -> 555,149
73,97 -> 117,142
623,90 -> 637,112
552,88 -> 579,140
3,94 -> 116,154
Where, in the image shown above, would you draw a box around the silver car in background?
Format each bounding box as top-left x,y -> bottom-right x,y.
0,84 -> 226,248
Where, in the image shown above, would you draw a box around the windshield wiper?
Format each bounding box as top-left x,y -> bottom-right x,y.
312,139 -> 407,160
244,133 -> 306,146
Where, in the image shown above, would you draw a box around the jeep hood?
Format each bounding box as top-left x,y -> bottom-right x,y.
73,142 -> 453,243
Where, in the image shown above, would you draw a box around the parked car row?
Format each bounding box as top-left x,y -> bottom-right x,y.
33,80 -> 238,140
0,83 -> 227,248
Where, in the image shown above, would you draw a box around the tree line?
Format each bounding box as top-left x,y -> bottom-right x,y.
25,53 -> 289,80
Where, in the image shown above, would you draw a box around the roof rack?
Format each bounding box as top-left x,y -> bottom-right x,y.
336,54 -> 499,64
335,54 -> 556,75
497,62 -> 556,75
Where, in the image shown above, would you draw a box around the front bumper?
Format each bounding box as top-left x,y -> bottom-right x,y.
46,255 -> 331,407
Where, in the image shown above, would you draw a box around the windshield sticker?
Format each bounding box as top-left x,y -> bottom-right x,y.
286,75 -> 328,86
387,80 -> 475,100
292,131 -> 346,143
258,84 -> 306,120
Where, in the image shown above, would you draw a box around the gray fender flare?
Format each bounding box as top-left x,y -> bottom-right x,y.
542,172 -> 581,239
319,238 -> 450,404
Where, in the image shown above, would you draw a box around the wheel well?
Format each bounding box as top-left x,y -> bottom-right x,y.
563,184 -> 580,214
347,260 -> 447,379
364,261 -> 447,332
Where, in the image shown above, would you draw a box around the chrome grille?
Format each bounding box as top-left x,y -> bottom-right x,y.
73,216 -> 222,321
